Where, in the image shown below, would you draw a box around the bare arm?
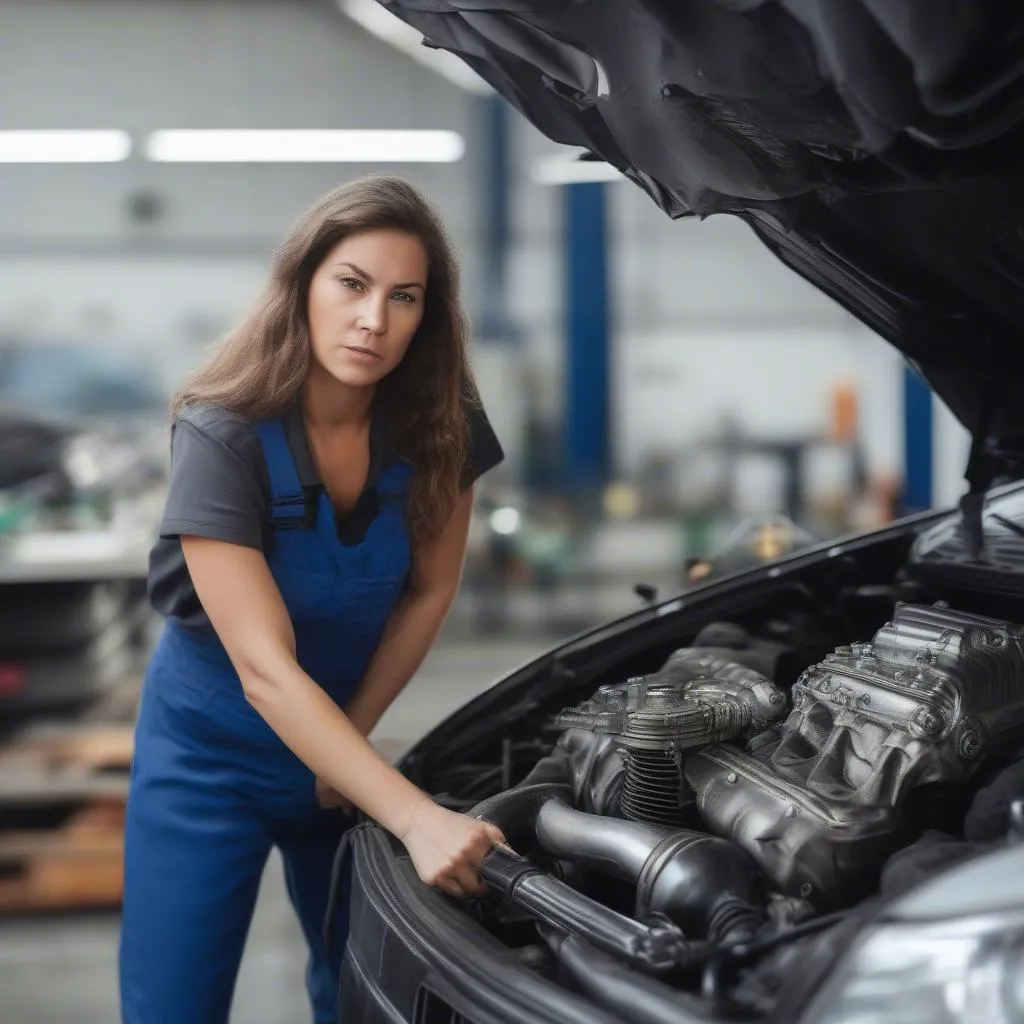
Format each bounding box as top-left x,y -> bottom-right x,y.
180,531 -> 505,896
344,486 -> 474,738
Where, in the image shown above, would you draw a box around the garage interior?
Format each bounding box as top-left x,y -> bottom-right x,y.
0,2 -> 977,1022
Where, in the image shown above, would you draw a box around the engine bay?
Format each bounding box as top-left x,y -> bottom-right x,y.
411,496 -> 1024,1018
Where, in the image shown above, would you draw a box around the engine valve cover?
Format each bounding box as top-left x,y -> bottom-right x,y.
555,649 -> 787,824
687,604 -> 1024,907
555,649 -> 787,752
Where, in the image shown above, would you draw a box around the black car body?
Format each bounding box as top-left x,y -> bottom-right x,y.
342,4 -> 1024,1022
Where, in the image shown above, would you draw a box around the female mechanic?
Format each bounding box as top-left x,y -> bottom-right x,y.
119,175 -> 509,1024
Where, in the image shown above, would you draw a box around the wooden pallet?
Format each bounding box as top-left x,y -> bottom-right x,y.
0,721 -> 134,914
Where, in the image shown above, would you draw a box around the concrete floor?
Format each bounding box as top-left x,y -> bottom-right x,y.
0,636 -> 547,1024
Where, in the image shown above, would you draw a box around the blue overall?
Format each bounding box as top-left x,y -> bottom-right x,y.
119,417 -> 411,1024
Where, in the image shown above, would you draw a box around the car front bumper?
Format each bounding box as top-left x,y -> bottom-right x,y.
342,824 -> 632,1024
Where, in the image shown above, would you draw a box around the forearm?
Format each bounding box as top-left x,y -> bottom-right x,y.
345,584 -> 456,737
241,649 -> 429,837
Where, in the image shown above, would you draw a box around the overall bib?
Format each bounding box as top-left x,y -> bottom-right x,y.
119,417 -> 411,1024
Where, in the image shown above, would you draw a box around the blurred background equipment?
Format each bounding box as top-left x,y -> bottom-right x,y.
686,515 -> 820,586
0,339 -> 163,917
0,720 -> 134,914
0,338 -> 167,722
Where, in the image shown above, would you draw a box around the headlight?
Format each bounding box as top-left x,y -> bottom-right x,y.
807,909 -> 1024,1024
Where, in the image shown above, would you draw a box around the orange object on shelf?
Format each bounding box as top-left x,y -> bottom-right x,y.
829,380 -> 859,442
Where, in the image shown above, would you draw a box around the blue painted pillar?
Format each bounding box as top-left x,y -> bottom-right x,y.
477,95 -> 512,343
564,181 -> 610,490
903,365 -> 934,512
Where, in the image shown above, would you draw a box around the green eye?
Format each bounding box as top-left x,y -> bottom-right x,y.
393,291 -> 416,303
340,277 -> 363,291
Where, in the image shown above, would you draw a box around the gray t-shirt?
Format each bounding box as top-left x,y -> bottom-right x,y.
147,399 -> 504,627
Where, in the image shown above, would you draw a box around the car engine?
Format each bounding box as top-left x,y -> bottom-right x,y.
685,604 -> 1024,907
461,599 -> 1024,1005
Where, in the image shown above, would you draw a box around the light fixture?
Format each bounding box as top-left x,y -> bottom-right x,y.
337,0 -> 491,95
0,130 -> 131,163
532,151 -> 626,186
488,507 -> 522,536
144,129 -> 465,164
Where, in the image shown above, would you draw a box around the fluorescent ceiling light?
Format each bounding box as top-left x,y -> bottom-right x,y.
145,129 -> 465,163
337,0 -> 491,95
0,130 -> 131,163
532,152 -> 626,186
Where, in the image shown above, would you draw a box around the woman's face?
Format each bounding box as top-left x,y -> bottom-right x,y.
306,228 -> 428,388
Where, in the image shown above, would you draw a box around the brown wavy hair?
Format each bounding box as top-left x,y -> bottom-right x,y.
174,175 -> 477,550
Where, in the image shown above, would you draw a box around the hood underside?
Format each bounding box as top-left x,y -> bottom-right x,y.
379,0 -> 1024,483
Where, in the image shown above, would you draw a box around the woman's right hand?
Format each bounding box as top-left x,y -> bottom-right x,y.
398,800 -> 510,898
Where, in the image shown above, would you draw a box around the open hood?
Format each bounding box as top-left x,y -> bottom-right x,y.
377,0 -> 1024,490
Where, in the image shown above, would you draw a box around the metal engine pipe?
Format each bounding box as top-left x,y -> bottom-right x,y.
474,784 -> 694,972
480,847 -> 690,973
536,799 -> 762,945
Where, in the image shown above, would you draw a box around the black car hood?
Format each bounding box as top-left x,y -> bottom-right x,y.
378,0 -> 1024,488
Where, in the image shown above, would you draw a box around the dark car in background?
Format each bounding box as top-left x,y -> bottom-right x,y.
0,340 -> 168,721
339,4 -> 1024,1023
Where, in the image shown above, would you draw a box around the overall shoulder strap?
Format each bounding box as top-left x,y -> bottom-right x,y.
253,419 -> 308,529
377,459 -> 414,502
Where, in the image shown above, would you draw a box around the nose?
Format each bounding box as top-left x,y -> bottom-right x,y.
357,291 -> 388,335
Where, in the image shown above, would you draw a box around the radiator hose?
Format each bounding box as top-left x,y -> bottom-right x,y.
536,798 -> 763,946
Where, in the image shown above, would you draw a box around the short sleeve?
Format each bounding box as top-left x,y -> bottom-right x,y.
462,398 -> 505,489
159,407 -> 267,550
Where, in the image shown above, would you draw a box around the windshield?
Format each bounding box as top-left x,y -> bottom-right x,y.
0,342 -> 165,417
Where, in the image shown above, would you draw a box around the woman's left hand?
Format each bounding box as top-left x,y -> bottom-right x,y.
315,776 -> 354,814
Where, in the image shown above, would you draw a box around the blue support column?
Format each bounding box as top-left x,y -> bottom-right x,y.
477,95 -> 513,343
564,181 -> 610,491
903,365 -> 934,512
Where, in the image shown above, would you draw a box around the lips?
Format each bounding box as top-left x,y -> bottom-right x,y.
343,345 -> 383,361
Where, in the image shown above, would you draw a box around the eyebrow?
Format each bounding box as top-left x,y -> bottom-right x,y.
335,261 -> 425,291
